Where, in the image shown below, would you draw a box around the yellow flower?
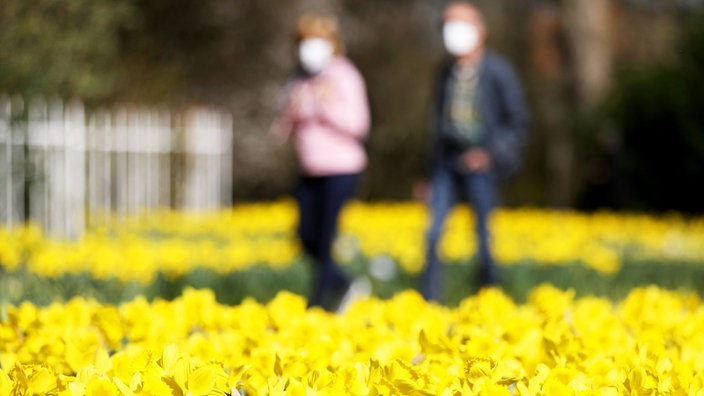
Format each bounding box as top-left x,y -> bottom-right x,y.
1,283 -> 704,394
0,369 -> 12,395
4,201 -> 704,280
85,376 -> 120,396
626,366 -> 658,394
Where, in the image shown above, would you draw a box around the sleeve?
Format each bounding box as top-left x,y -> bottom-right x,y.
270,78 -> 303,140
425,62 -> 451,178
425,59 -> 453,177
486,57 -> 530,178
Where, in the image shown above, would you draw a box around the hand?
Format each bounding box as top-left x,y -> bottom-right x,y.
286,83 -> 320,119
412,179 -> 431,202
312,78 -> 334,101
285,85 -> 307,115
459,148 -> 492,173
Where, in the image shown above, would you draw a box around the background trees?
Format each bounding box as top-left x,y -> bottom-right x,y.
595,12 -> 704,213
1,0 -> 702,212
0,0 -> 135,100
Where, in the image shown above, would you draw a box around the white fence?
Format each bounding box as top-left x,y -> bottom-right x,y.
0,96 -> 233,238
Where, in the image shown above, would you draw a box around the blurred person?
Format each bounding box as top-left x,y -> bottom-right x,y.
270,13 -> 371,311
419,1 -> 528,301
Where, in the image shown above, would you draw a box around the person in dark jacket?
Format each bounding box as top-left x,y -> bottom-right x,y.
419,0 -> 529,302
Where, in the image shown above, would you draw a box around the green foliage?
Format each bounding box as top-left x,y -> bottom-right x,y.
0,260 -> 313,307
598,13 -> 704,213
117,0 -> 298,103
4,257 -> 704,307
0,0 -> 137,101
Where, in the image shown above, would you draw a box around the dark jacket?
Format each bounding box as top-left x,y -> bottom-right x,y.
429,51 -> 529,179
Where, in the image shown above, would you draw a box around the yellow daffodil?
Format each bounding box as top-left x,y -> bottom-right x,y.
3,201 -> 704,281
1,281 -> 704,393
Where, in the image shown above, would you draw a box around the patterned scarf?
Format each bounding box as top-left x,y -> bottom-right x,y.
444,65 -> 482,147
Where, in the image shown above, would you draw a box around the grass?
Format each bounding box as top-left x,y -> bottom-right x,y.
2,257 -> 704,307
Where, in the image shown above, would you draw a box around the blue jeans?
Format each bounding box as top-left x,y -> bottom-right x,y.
421,166 -> 499,301
295,174 -> 358,310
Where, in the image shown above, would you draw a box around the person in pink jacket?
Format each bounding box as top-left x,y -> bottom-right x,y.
271,13 -> 371,311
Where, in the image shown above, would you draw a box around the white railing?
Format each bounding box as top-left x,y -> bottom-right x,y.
0,96 -> 233,238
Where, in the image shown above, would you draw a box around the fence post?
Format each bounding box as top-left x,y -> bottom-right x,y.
0,96 -> 13,227
64,99 -> 86,238
181,107 -> 233,211
26,97 -> 49,234
1,97 -> 27,228
0,95 -> 11,227
87,109 -> 111,228
220,111 -> 234,208
156,108 -> 172,210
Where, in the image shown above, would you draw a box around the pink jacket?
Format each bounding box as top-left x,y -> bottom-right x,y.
276,57 -> 370,176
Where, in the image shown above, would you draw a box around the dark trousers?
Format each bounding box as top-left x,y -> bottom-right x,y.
421,165 -> 498,302
295,173 -> 358,309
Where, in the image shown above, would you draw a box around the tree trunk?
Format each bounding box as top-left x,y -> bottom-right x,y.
562,0 -> 614,107
528,4 -> 575,208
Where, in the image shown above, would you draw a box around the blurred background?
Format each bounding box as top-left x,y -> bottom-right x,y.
2,0 -> 704,214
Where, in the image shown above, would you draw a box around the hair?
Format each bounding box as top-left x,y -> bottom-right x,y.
295,13 -> 345,55
444,1 -> 485,25
445,0 -> 478,10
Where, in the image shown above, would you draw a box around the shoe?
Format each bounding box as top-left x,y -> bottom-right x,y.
336,276 -> 372,314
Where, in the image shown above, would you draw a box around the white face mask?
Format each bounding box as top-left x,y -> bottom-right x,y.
443,20 -> 480,57
298,38 -> 334,75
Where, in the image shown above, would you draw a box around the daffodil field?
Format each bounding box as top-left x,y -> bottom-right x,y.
1,200 -> 703,303
2,201 -> 704,394
3,286 -> 704,395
